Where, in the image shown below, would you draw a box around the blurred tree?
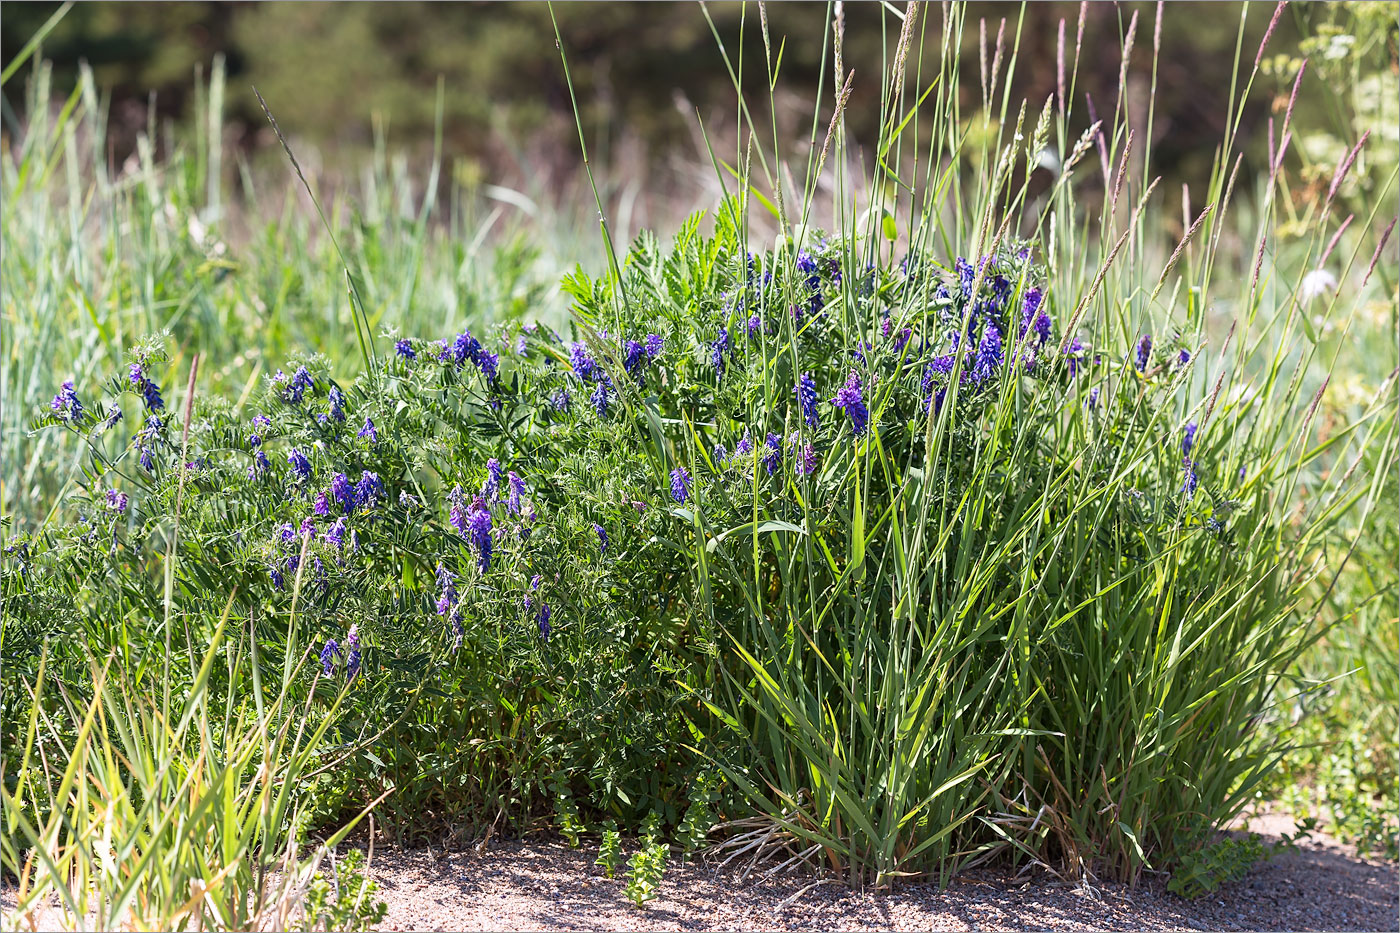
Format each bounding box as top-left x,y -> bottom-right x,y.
1,1 -> 1312,196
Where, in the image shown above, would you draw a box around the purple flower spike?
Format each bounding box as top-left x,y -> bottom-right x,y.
331,472 -> 354,513
831,371 -> 869,437
507,471 -> 526,515
50,380 -> 84,422
287,448 -> 313,481
1135,334 -> 1153,372
105,489 -> 129,514
711,327 -> 730,379
670,467 -> 691,503
762,433 -> 782,475
483,458 -> 502,501
1181,458 -> 1199,498
319,639 -> 340,676
344,625 -> 361,679
468,501 -> 493,573
796,373 -> 820,429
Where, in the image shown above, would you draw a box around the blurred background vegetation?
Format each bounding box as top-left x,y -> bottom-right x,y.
5,1 -> 1394,225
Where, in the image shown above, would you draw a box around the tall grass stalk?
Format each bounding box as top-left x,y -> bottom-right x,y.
1,594 -> 381,931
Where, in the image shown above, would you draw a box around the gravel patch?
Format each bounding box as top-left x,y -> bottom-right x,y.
365,815 -> 1397,932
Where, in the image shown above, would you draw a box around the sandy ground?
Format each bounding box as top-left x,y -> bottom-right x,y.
363,813 -> 1397,932
4,813 -> 1395,931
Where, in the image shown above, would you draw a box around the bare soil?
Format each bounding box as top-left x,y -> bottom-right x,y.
4,813 -> 1394,931
364,813 -> 1397,932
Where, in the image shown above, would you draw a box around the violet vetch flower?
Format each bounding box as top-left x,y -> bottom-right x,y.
135,414 -> 163,467
955,256 -> 976,297
1135,334 -> 1153,372
796,373 -> 820,429
537,603 -> 551,639
395,339 -> 415,360
354,471 -> 384,510
713,443 -> 729,467
128,362 -> 165,411
831,371 -> 870,437
467,500 -> 493,572
290,367 -> 315,402
747,313 -> 764,339
331,472 -> 354,513
550,388 -> 572,413
105,489 -> 129,514
670,466 -> 691,503
1181,458 -> 1200,498
328,386 -> 347,422
358,417 -> 377,443
1088,387 -> 1101,410
344,625 -> 361,678
325,517 -> 347,549
569,342 -> 597,381
711,327 -> 730,379
450,330 -> 482,367
101,406 -> 123,431
320,639 -> 340,676
590,381 -> 610,417
475,349 -> 499,382
1178,349 -> 1191,367
1032,309 -> 1052,348
448,486 -> 469,536
972,322 -> 1004,383
796,441 -> 819,476
483,459 -> 502,501
1066,337 -> 1086,378
645,333 -> 664,359
50,380 -> 84,422
623,339 -> 646,376
507,472 -> 526,515
593,522 -> 608,554
762,433 -> 782,475
287,448 -> 313,481
435,563 -> 458,616
313,491 -> 330,516
1182,422 -> 1198,457
299,516 -> 317,539
249,449 -> 271,480
142,378 -> 164,411
735,432 -> 753,457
